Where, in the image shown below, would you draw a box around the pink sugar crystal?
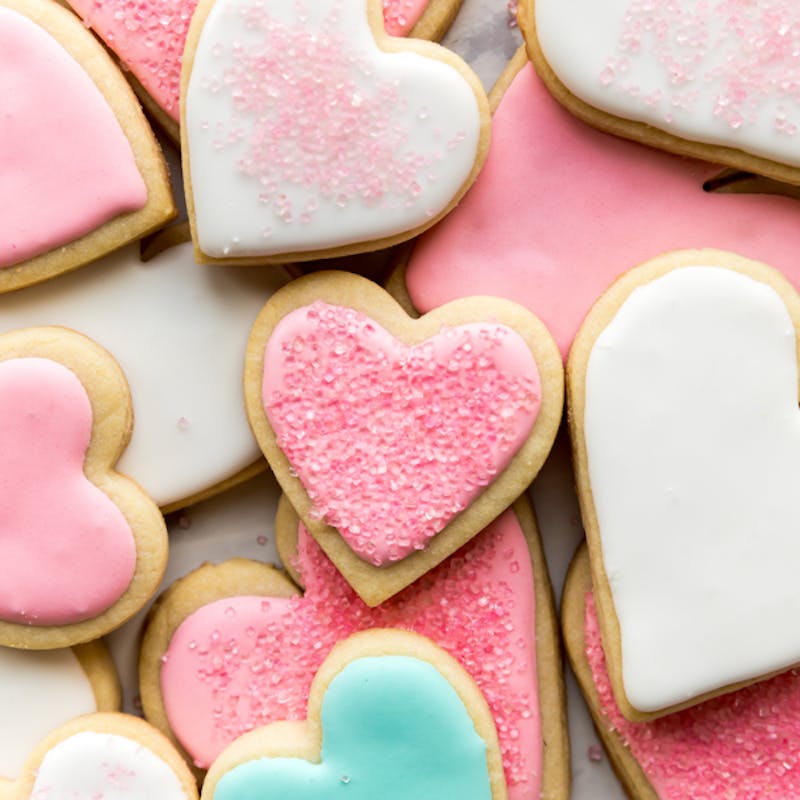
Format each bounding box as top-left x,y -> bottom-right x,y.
263,302 -> 542,566
382,0 -> 430,36
162,512 -> 540,798
586,591 -> 800,799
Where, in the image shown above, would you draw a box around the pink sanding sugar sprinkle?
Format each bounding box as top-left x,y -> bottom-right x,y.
196,0 -> 450,226
162,513 -> 539,794
585,591 -> 800,799
382,0 -> 429,36
263,302 -> 541,566
600,0 -> 800,134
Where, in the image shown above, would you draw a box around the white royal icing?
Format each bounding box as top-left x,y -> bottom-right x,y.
30,731 -> 187,799
584,265 -> 800,711
0,648 -> 96,779
535,0 -> 800,167
0,242 -> 289,508
185,0 -> 482,257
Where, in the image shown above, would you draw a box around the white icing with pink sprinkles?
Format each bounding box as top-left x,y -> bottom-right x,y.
185,0 -> 482,257
536,0 -> 800,166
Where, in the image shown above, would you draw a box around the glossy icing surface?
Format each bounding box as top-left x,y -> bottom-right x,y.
31,731 -> 188,800
535,0 -> 800,166
0,358 -> 136,626
263,302 -> 541,565
213,656 -> 493,800
0,647 -> 96,779
186,0 -> 482,257
585,265 -> 800,710
161,511 -> 540,799
405,62 -> 800,359
0,7 -> 145,268
0,242 -> 288,508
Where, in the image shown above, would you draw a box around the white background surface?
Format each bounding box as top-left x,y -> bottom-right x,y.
107,2 -> 628,798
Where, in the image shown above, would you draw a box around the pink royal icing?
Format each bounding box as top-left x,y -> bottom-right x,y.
585,591 -> 800,799
67,0 -> 433,124
0,359 -> 137,626
262,302 -> 541,566
0,7 -> 146,269
405,61 -> 800,359
161,511 -> 541,799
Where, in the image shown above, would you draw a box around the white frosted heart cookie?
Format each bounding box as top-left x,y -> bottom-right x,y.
0,641 -> 119,783
0,0 -> 174,292
8,714 -> 197,800
520,0 -> 800,183
569,248 -> 800,719
181,0 -> 490,264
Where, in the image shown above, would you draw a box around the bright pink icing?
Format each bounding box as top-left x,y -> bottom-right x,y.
67,0 -> 432,124
405,62 -> 800,359
585,591 -> 800,799
0,8 -> 146,269
262,302 -> 541,566
161,511 -> 541,798
0,359 -> 136,625
382,0 -> 430,36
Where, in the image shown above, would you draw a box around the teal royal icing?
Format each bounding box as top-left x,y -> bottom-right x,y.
214,655 -> 494,800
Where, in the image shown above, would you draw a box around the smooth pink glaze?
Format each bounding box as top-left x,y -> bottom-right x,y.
383,0 -> 430,35
585,591 -> 800,799
405,62 -> 800,359
262,302 -> 541,566
68,0 -> 431,123
161,511 -> 541,799
0,8 -> 146,268
0,359 -> 136,625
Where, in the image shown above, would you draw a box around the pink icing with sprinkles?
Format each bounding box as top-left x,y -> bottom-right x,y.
585,591 -> 800,799
262,302 -> 541,566
382,0 -> 430,36
161,512 -> 540,799
601,0 -> 800,133
67,0 -> 431,124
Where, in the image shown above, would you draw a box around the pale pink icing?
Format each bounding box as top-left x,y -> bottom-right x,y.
405,62 -> 800,359
383,0 -> 430,36
585,591 -> 800,799
262,302 -> 541,566
0,359 -> 137,625
67,0 -> 432,124
161,511 -> 541,799
0,8 -> 146,269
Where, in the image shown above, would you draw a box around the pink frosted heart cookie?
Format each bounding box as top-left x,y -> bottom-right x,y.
65,0 -> 463,142
521,0 -> 800,182
564,544 -> 800,800
181,0 -> 490,264
0,327 -> 168,649
243,271 -> 562,604
569,249 -> 800,719
0,0 -> 174,292
139,497 -> 568,800
8,714 -> 197,800
394,49 -> 800,361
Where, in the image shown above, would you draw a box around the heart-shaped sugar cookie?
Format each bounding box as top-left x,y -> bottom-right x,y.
245,271 -> 562,604
201,631 -> 506,800
140,498 -> 568,799
521,0 -> 800,182
569,249 -> 800,719
8,714 -> 197,800
395,50 -> 800,360
181,0 -> 490,263
0,328 -> 167,649
0,0 -> 174,291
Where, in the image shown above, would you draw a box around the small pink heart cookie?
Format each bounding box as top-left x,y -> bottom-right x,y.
244,272 -> 562,604
0,327 -> 168,649
139,497 -> 568,799
181,0 -> 490,264
8,713 -> 197,800
0,0 -> 174,292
